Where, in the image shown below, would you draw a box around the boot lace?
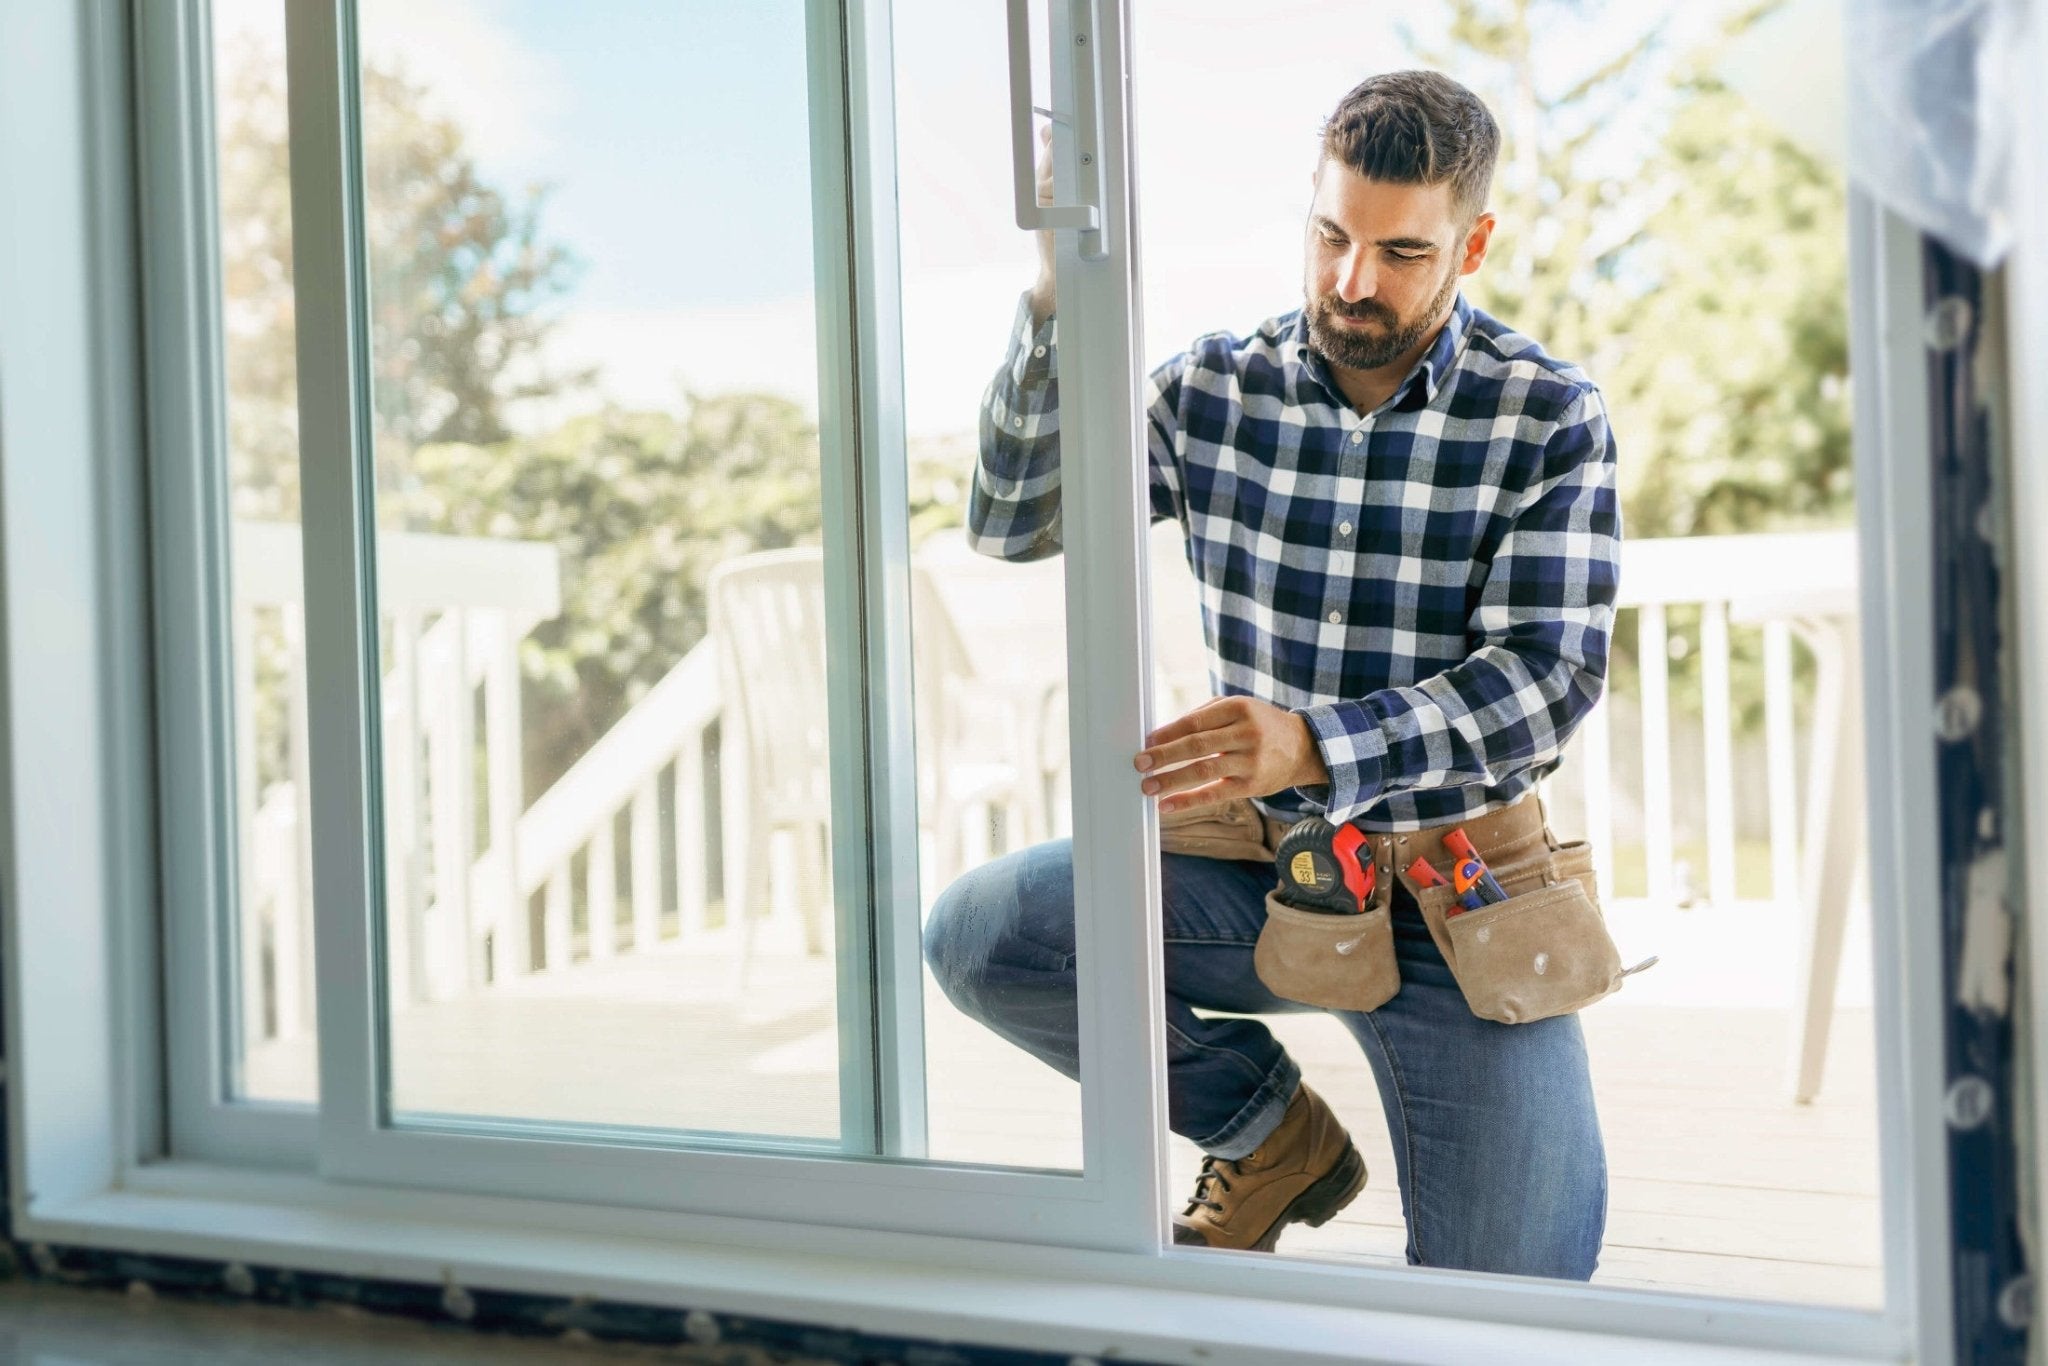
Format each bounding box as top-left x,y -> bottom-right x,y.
1185,1155 -> 1243,1216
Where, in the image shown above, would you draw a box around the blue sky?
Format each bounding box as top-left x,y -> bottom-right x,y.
464,0 -> 817,313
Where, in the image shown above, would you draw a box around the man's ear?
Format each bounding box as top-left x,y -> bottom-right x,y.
1460,212 -> 1497,276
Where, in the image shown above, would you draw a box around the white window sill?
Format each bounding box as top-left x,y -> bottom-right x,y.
14,1163 -> 1905,1366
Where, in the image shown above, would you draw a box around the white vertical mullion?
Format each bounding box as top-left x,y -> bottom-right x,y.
587,810 -> 617,961
136,0 -> 317,1160
233,603 -> 264,1058
446,608 -> 478,988
1051,0 -> 1163,1252
1762,618 -> 1801,907
1636,602 -> 1674,907
1847,190 -> 1952,1364
388,608 -> 423,1006
1699,599 -> 1736,906
485,610 -> 525,974
838,0 -> 927,1161
280,604 -> 313,1038
285,0 -> 386,1158
805,0 -> 888,1157
677,741 -> 708,937
543,867 -> 571,972
1578,692 -> 1615,900
630,778 -> 660,952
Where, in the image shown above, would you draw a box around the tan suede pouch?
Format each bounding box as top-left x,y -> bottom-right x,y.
1157,796 -> 1279,862
1253,890 -> 1400,1012
1412,840 -> 1624,1024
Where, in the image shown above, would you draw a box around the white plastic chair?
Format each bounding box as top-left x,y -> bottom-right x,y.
706,547 -> 1023,986
706,550 -> 837,986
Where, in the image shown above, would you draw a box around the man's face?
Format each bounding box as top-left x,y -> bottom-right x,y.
1302,159 -> 1492,371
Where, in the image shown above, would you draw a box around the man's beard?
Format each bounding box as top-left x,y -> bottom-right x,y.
1304,262 -> 1459,371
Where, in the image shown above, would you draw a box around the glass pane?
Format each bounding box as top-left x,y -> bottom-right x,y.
213,0 -> 318,1105
894,0 -> 1085,1171
356,0 -> 842,1140
1131,0 -> 1878,1308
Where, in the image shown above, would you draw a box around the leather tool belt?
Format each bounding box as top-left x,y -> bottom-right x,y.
1161,794 -> 1627,1024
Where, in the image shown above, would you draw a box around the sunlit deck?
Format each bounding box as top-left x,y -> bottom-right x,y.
249,896 -> 1883,1311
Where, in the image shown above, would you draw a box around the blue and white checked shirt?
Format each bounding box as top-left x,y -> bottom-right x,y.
971,289 -> 1621,832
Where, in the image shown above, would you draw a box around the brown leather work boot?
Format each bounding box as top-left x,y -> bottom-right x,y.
1171,1082 -> 1366,1252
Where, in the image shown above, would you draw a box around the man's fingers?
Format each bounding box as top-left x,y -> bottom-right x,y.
1139,706 -> 1247,772
1142,756 -> 1243,801
1142,696 -> 1234,749
1143,733 -> 1245,775
1157,775 -> 1240,817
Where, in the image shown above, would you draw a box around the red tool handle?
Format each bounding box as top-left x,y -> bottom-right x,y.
1442,828 -> 1480,865
1405,856 -> 1450,889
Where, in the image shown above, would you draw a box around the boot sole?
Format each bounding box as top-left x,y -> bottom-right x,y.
1249,1141 -> 1368,1253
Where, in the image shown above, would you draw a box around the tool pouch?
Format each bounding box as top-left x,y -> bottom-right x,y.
1411,839 -> 1625,1025
1253,889 -> 1401,1012
1157,796 -> 1280,862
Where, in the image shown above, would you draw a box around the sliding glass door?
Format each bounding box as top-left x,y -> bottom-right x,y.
171,0 -> 1173,1246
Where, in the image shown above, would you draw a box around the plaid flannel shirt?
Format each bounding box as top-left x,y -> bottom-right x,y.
971,289 -> 1621,832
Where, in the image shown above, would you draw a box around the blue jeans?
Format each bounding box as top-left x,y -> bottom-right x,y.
923,838 -> 1607,1279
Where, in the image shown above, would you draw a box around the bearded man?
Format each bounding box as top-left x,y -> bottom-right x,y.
924,69 -> 1619,1278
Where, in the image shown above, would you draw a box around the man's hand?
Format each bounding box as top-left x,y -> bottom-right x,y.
1133,696 -> 1330,816
1029,121 -> 1056,322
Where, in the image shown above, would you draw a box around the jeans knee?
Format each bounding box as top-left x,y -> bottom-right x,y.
922,877 -> 990,1013
922,854 -> 1072,1020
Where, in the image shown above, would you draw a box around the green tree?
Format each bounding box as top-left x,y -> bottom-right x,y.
215,39 -> 589,524
1405,0 -> 1852,541
221,38 -> 984,809
1599,64 -> 1852,537
408,398 -> 824,799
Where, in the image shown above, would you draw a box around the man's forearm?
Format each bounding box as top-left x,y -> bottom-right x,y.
1028,276 -> 1055,329
1292,636 -> 1603,825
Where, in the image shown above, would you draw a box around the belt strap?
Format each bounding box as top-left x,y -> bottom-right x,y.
1260,795 -> 1553,896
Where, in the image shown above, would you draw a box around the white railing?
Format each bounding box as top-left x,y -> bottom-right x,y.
1573,528 -> 1859,915
468,640 -> 722,974
235,524 -> 1864,1098
232,522 -> 560,1042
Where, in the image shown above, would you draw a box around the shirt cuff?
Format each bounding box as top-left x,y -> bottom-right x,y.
1291,701 -> 1388,826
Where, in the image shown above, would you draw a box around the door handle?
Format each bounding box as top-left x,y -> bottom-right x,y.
1006,0 -> 1106,261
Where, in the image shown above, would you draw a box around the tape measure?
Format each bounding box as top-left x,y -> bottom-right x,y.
1273,817 -> 1374,914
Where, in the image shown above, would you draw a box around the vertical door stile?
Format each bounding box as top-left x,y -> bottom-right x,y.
839,0 -> 930,1160
804,0 -> 885,1155
284,0 -> 387,1165
1041,0 -> 1165,1248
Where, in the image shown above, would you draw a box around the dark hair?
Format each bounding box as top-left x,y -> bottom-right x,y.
1319,70 -> 1500,223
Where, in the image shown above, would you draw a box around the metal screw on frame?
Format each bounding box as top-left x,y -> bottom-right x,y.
1032,105 -> 1092,166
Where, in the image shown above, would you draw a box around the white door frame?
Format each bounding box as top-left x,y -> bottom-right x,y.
0,0 -> 1983,1359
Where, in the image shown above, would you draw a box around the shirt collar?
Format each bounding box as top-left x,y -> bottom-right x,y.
1292,291 -> 1473,415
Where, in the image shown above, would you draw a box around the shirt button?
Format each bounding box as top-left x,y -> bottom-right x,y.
1349,431 -> 1363,445
1338,521 -> 1353,536
1013,416 -> 1024,428
1327,611 -> 1342,624
1033,345 -> 1047,358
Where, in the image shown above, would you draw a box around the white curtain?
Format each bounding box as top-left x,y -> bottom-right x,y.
1846,0 -> 2021,267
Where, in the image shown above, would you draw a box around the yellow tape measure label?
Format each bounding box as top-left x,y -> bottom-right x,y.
1290,850 -> 1320,887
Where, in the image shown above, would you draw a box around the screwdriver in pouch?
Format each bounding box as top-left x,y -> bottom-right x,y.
1273,817 -> 1375,914
1441,828 -> 1508,903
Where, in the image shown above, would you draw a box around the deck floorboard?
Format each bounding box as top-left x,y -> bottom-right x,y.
248,932 -> 1884,1309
